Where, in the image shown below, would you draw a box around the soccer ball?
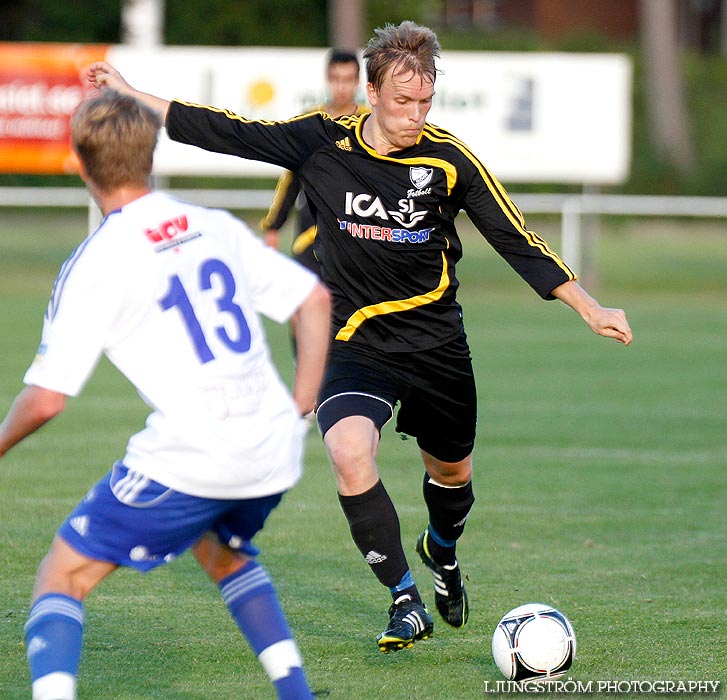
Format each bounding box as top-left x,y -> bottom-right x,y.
492,603 -> 576,682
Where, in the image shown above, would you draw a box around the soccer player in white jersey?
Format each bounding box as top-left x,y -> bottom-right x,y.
0,91 -> 331,700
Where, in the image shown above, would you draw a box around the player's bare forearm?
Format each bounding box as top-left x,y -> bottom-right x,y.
551,280 -> 633,346
86,62 -> 171,122
263,230 -> 281,250
291,282 -> 331,416
0,386 -> 66,457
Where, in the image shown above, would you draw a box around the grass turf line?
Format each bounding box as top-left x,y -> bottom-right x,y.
0,211 -> 725,698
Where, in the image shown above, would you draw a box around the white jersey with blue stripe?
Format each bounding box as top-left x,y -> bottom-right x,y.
25,191 -> 317,499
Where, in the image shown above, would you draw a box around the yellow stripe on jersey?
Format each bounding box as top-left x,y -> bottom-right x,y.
423,124 -> 575,279
291,225 -> 317,255
259,169 -> 295,230
354,119 -> 458,194
335,249 -> 450,341
173,100 -> 330,127
336,105 -> 370,127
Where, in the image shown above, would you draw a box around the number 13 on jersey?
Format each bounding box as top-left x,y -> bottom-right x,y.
159,257 -> 251,364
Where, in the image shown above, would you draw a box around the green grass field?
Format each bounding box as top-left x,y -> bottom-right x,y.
1,208 -> 725,699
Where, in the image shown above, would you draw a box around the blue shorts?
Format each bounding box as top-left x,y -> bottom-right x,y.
57,463 -> 283,572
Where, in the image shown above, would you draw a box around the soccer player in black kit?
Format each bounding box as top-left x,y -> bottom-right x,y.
89,21 -> 632,653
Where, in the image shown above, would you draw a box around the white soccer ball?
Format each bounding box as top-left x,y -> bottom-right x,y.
492,603 -> 576,682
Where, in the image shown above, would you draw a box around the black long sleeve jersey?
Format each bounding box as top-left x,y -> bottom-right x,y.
259,103 -> 370,243
167,100 -> 575,353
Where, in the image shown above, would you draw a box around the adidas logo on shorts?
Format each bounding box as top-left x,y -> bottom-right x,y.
70,515 -> 89,537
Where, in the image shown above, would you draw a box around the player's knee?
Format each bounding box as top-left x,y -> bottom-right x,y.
423,452 -> 473,486
33,537 -> 114,601
202,556 -> 248,584
34,561 -> 99,601
324,421 -> 376,471
192,533 -> 248,583
326,438 -> 369,472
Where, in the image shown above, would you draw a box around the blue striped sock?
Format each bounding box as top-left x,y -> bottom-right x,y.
389,570 -> 415,594
24,593 -> 84,700
219,562 -> 312,700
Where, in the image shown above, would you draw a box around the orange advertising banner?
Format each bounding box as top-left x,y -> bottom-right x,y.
0,43 -> 109,174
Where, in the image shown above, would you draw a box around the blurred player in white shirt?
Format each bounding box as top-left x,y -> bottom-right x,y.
0,91 -> 330,700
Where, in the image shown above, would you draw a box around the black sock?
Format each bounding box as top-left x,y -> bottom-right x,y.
422,474 -> 475,566
339,480 -> 412,590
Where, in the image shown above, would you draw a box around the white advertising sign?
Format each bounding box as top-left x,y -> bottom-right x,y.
106,46 -> 631,184
432,52 -> 632,183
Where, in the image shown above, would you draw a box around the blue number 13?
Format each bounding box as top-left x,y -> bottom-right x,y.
159,258 -> 251,363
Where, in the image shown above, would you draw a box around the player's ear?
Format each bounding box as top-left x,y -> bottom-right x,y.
366,82 -> 378,106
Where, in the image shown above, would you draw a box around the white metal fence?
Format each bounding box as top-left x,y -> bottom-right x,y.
2,187 -> 726,276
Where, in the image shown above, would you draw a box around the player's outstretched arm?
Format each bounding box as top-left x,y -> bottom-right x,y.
551,280 -> 633,346
291,281 -> 331,417
0,386 -> 66,458
87,62 -> 171,122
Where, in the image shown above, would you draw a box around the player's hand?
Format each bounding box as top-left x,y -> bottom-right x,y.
85,63 -> 171,121
551,281 -> 633,346
263,229 -> 281,250
87,62 -> 133,94
583,305 -> 633,346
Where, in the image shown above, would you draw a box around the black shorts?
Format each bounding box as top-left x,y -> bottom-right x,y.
316,335 -> 477,463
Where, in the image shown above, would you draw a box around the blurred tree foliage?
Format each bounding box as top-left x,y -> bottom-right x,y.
0,0 -> 123,42
0,0 -> 427,46
2,0 -> 726,195
165,0 -> 328,47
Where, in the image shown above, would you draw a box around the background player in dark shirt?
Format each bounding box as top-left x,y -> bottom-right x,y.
260,48 -> 368,272
260,49 -> 368,360
89,21 -> 632,654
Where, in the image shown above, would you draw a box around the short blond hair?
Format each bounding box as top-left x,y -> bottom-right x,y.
363,20 -> 440,91
71,91 -> 161,192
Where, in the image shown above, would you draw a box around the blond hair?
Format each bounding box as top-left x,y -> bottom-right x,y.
363,20 -> 440,91
71,91 -> 161,192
